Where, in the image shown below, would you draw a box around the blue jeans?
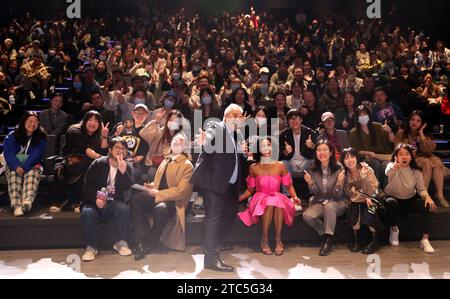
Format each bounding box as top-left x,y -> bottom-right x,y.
80,201 -> 130,249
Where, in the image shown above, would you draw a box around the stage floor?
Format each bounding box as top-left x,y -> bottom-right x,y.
1,241 -> 450,279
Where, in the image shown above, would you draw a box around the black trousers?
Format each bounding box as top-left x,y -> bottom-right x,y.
385,196 -> 433,235
200,183 -> 239,264
131,191 -> 175,246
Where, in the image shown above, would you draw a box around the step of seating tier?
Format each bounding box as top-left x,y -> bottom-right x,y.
1,205 -> 450,250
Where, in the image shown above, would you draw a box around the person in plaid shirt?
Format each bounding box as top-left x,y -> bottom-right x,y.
3,111 -> 47,216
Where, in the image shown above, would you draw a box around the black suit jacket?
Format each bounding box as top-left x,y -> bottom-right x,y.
279,125 -> 317,161
190,121 -> 245,194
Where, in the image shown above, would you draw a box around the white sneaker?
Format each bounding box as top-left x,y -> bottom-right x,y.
389,227 -> 400,246
420,239 -> 435,254
113,241 -> 133,256
82,247 -> 98,262
13,207 -> 24,217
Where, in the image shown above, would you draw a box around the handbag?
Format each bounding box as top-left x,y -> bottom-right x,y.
55,153 -> 88,184
355,188 -> 386,215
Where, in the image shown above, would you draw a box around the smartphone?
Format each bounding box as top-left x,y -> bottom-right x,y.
207,59 -> 212,68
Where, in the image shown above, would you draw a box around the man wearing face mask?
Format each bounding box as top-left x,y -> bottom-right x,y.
131,133 -> 194,260
191,104 -> 249,272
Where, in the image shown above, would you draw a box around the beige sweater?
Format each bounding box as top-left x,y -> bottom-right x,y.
384,162 -> 429,199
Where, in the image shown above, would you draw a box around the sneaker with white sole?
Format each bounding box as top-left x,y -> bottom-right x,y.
389,227 -> 400,246
82,247 -> 98,262
13,207 -> 24,217
420,239 -> 435,254
113,241 -> 133,256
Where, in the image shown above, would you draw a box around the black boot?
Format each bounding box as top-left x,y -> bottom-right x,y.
134,243 -> 146,261
363,231 -> 379,254
350,230 -> 361,252
319,234 -> 333,256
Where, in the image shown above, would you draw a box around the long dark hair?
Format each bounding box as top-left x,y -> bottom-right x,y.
14,111 -> 47,145
311,140 -> 340,174
231,87 -> 249,105
391,143 -> 421,171
340,147 -> 362,172
355,105 -> 377,145
79,110 -> 103,137
401,110 -> 430,140
162,110 -> 184,144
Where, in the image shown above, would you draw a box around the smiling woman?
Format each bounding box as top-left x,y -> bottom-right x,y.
2,111 -> 47,217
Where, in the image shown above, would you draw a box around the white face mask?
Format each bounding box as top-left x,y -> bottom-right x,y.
201,96 -> 212,105
135,98 -> 145,105
168,121 -> 180,131
358,115 -> 370,126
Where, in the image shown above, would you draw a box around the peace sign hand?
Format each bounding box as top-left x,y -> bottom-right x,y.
102,122 -> 110,138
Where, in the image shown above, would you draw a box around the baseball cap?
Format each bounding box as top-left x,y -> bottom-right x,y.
321,112 -> 335,122
259,67 -> 270,74
133,103 -> 149,113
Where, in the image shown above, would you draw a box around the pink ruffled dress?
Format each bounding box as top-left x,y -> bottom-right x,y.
238,174 -> 296,227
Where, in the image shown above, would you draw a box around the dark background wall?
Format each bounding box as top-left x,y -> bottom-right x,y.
1,0 -> 449,43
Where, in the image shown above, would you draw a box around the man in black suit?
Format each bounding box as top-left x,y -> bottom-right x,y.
190,103 -> 248,272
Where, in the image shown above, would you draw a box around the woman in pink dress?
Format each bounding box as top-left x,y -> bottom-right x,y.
239,137 -> 301,256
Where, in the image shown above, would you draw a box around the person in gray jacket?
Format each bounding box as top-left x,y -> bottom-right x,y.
303,140 -> 348,256
317,112 -> 350,159
39,93 -> 68,138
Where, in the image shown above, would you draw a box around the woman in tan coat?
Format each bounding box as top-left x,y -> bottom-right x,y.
395,110 -> 450,208
131,133 -> 194,260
